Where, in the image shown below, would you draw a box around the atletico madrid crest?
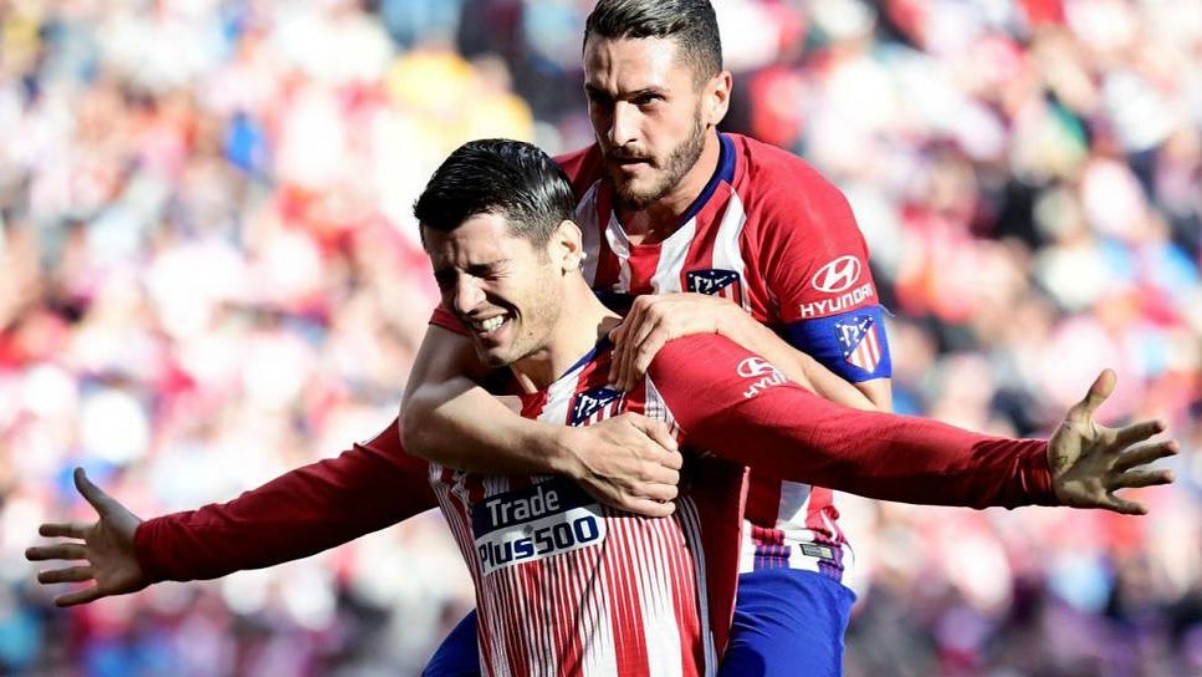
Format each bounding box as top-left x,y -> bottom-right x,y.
835,315 -> 883,374
570,386 -> 622,426
687,268 -> 743,304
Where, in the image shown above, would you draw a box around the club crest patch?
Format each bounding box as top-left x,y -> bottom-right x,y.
835,315 -> 883,374
687,268 -> 743,304
570,386 -> 622,426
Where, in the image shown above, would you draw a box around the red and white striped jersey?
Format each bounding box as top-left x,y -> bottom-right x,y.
557,133 -> 883,579
427,342 -> 741,677
418,325 -> 1057,673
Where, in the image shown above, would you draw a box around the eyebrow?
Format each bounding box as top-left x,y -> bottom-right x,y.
585,84 -> 668,100
465,260 -> 509,275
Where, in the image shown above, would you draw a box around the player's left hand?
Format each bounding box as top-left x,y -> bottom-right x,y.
1048,369 -> 1177,515
608,293 -> 741,392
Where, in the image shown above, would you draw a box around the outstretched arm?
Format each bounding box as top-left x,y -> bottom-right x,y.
401,320 -> 684,516
27,420 -> 434,603
649,335 -> 1175,512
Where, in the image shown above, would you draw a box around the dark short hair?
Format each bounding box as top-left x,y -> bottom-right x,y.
584,0 -> 722,84
414,139 -> 577,246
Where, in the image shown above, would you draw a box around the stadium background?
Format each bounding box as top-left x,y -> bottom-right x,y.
2,0 -> 1199,674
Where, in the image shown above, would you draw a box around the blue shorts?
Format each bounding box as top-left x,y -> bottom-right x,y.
423,568 -> 855,676
721,569 -> 856,677
422,611 -> 480,677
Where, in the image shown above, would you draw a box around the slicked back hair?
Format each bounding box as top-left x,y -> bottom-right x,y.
414,139 -> 577,248
584,0 -> 723,86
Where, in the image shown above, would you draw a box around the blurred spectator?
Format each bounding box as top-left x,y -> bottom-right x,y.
5,0 -> 1199,674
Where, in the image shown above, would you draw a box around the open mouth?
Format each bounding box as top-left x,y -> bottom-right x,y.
467,313 -> 509,338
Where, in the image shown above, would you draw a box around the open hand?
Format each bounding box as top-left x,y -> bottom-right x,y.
25,468 -> 148,606
561,412 -> 684,517
1048,370 -> 1177,515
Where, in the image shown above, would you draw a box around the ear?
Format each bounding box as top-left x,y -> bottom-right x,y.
703,71 -> 733,128
549,219 -> 585,273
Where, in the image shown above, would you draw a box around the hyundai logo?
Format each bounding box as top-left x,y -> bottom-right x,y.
811,256 -> 862,293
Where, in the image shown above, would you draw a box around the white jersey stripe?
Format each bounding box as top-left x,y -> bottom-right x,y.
642,378 -> 716,675
604,214 -> 634,293
577,180 -> 603,286
710,191 -> 751,311
650,218 -> 697,294
777,481 -> 811,526
679,496 -> 718,670
634,518 -> 681,677
580,550 -> 615,677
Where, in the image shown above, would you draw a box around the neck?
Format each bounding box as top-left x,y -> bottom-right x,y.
509,279 -> 619,393
618,129 -> 722,243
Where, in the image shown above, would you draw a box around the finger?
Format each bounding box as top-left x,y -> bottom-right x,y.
631,331 -> 669,382
626,312 -> 661,363
630,481 -> 679,503
630,416 -> 680,453
1113,419 -> 1166,448
640,418 -> 679,453
1115,440 -> 1179,472
74,468 -> 115,518
662,449 -> 684,471
607,322 -> 628,384
618,320 -> 652,392
1072,369 -> 1117,421
1109,469 -> 1174,491
1101,493 -> 1147,516
38,565 -> 95,585
619,300 -> 661,391
56,586 -> 105,608
38,523 -> 89,540
25,543 -> 87,562
610,300 -> 648,384
642,465 -> 681,487
621,498 -> 676,519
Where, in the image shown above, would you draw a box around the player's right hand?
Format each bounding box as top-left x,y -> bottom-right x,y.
560,413 -> 684,517
25,468 -> 149,607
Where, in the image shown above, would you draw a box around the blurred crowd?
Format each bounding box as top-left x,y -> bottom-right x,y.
0,0 -> 1198,674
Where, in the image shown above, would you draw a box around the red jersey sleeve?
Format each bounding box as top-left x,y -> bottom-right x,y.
742,147 -> 879,323
430,305 -> 465,334
554,145 -> 604,198
646,335 -> 1056,509
133,419 -> 436,582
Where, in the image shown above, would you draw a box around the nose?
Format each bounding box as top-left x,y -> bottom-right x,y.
607,101 -> 637,149
451,277 -> 486,316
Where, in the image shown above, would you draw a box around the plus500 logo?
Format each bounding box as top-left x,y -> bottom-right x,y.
472,480 -> 606,576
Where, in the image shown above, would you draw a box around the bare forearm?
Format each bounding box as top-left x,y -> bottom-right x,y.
401,324 -> 575,475
798,353 -> 877,411
402,378 -> 573,475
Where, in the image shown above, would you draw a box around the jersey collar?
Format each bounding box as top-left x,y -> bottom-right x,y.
678,132 -> 736,226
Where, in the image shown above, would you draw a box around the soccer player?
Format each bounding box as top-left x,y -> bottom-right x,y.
31,140 -> 1176,676
406,1 -> 897,673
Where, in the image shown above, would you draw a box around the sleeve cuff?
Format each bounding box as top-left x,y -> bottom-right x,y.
1018,440 -> 1058,506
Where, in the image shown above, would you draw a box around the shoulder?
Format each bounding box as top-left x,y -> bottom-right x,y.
555,145 -> 604,197
728,134 -> 857,237
647,334 -> 751,384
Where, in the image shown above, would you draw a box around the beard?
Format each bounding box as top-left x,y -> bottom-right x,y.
605,112 -> 707,212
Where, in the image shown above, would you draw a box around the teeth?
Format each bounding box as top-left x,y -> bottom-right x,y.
479,316 -> 504,333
